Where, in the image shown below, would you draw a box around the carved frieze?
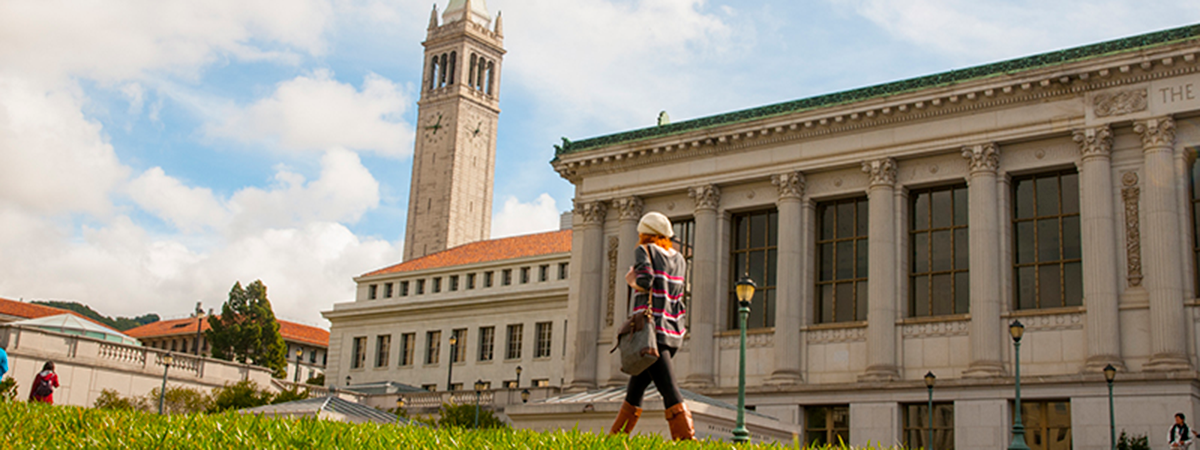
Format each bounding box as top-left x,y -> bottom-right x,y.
606,236 -> 619,326
688,185 -> 721,211
1072,125 -> 1113,159
719,332 -> 774,349
806,326 -> 867,344
1134,117 -> 1176,148
861,158 -> 898,186
900,320 -> 970,339
612,196 -> 644,222
1020,312 -> 1084,331
961,143 -> 1001,173
771,171 -> 806,200
574,200 -> 608,225
1122,171 -> 1143,287
1093,89 -> 1148,118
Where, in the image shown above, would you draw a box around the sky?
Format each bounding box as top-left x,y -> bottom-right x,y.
1,0 -> 1198,327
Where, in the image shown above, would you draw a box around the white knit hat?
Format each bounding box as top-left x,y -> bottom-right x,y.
637,212 -> 674,238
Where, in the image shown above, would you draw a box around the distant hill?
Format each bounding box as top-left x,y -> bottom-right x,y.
31,300 -> 159,331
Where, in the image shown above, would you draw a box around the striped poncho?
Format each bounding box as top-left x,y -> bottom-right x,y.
631,243 -> 688,349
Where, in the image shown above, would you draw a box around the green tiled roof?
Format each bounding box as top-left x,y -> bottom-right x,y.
554,23 -> 1200,157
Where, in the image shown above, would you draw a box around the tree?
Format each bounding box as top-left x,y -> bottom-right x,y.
206,280 -> 288,378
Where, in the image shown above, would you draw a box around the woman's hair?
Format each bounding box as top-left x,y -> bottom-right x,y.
638,233 -> 672,250
42,361 -> 54,372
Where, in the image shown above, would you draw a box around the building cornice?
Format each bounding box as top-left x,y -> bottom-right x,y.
552,39 -> 1200,184
353,251 -> 570,284
323,287 -> 568,320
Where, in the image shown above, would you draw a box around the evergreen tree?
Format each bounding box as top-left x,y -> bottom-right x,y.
205,281 -> 288,378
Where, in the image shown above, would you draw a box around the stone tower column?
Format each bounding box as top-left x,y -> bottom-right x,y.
606,196 -> 642,386
962,143 -> 1005,377
1072,126 -> 1125,371
1135,117 -> 1191,372
683,185 -> 720,388
566,200 -> 607,390
768,172 -> 805,385
860,158 -> 900,381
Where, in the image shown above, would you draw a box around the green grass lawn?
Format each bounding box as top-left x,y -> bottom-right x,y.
0,401 -> 896,449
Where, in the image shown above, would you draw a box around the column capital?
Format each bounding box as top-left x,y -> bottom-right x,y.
961,143 -> 1000,173
771,171 -> 806,200
1072,125 -> 1113,160
688,185 -> 721,211
861,157 -> 897,187
611,196 -> 644,222
1134,116 -> 1176,149
574,200 -> 608,226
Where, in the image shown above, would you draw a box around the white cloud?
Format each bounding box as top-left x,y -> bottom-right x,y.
227,148 -> 381,232
127,168 -> 230,232
209,70 -> 415,157
491,193 -> 562,238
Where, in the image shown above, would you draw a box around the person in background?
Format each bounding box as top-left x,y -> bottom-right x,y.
0,345 -> 8,379
28,361 -> 58,404
1170,412 -> 1193,449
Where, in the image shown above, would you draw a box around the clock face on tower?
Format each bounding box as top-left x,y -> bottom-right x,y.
423,112 -> 448,145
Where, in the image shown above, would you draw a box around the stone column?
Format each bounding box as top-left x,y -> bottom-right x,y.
1134,117 -> 1191,371
683,184 -> 720,388
860,158 -> 900,381
566,200 -> 607,390
1072,126 -> 1125,371
768,172 -> 805,385
606,196 -> 643,386
962,143 -> 1004,377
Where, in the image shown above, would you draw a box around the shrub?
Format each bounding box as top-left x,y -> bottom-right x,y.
93,389 -> 139,411
305,373 -> 325,386
208,380 -> 274,413
271,385 -> 310,405
150,385 -> 213,414
1118,431 -> 1150,450
436,401 -> 507,429
0,378 -> 16,402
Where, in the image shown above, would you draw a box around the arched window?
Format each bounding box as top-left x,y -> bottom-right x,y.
439,53 -> 448,87
486,61 -> 495,95
469,54 -> 477,87
477,58 -> 486,91
429,57 -> 439,91
448,51 -> 457,85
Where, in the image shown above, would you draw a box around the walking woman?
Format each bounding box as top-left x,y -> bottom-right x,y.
29,361 -> 59,404
610,212 -> 695,440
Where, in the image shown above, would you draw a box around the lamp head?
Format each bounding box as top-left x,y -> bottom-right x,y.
1103,364 -> 1117,383
735,275 -> 757,307
521,389 -> 530,403
396,396 -> 406,408
475,379 -> 486,392
516,365 -> 522,376
1008,320 -> 1025,342
163,353 -> 174,365
449,335 -> 457,345
296,348 -> 303,358
345,375 -> 351,386
924,371 -> 936,388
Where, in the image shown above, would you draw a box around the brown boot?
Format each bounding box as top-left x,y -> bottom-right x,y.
610,401 -> 642,435
664,402 -> 696,440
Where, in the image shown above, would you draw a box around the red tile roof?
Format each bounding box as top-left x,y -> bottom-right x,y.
125,316 -> 329,347
361,230 -> 572,277
0,297 -> 121,332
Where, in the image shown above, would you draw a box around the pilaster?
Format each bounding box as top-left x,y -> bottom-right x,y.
605,196 -> 642,386
566,200 -> 607,391
768,172 -> 805,385
1072,126 -> 1125,371
860,158 -> 900,381
962,143 -> 1005,377
683,184 -> 720,388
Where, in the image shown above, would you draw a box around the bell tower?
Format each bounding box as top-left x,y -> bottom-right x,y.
404,0 -> 505,261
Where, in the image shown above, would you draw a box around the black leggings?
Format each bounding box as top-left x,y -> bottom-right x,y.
623,342 -> 683,409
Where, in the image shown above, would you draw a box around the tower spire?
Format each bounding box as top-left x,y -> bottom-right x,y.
428,3 -> 438,29
462,0 -> 473,22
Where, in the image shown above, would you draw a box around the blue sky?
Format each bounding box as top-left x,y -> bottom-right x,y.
1,0 -> 1198,326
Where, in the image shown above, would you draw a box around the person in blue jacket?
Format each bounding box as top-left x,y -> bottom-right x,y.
0,345 -> 8,379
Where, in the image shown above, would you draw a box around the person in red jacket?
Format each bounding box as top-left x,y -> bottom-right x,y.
29,361 -> 59,404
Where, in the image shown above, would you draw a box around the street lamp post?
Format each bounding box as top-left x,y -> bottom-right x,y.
925,372 -> 936,450
1008,320 -> 1031,450
193,302 -> 204,356
731,275 -> 757,444
474,379 -> 486,429
346,375 -> 351,386
158,353 -> 174,415
294,348 -> 303,383
1104,364 -> 1117,450
521,389 -> 530,404
515,365 -> 522,388
447,335 -> 458,391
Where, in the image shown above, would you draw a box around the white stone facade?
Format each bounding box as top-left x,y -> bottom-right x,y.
552,28 -> 1200,450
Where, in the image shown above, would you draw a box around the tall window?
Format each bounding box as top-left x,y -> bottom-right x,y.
1017,400 -> 1071,450
910,185 -> 970,316
1013,170 -> 1082,310
673,219 -> 696,328
478,326 -> 495,361
520,267 -> 530,284
805,405 -> 850,446
539,265 -> 549,282
432,277 -> 442,293
903,402 -> 954,450
425,331 -> 441,365
502,269 -> 513,286
558,263 -> 569,279
375,335 -> 391,367
400,281 -> 409,296
816,197 -> 869,323
383,283 -> 393,298
506,324 -> 523,360
467,273 -> 476,289
535,322 -> 552,358
368,285 -> 378,300
485,271 -> 494,287
351,336 -> 366,369
449,275 -> 459,291
400,333 -> 415,366
451,328 -> 466,363
416,279 -> 426,295
729,210 -> 778,329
